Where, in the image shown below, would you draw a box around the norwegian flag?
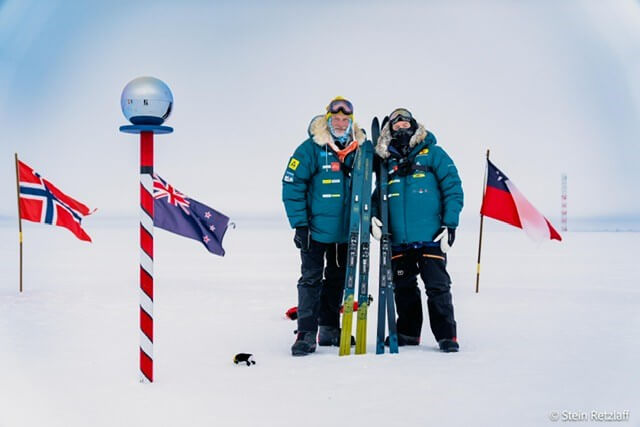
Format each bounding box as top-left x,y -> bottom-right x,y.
152,174 -> 230,256
18,160 -> 94,242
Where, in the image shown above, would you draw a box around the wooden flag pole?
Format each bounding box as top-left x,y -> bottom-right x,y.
14,153 -> 23,293
475,149 -> 490,293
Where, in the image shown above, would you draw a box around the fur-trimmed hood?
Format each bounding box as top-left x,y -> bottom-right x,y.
374,121 -> 431,159
307,115 -> 366,147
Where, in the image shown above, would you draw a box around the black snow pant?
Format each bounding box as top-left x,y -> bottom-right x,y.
296,240 -> 348,334
391,246 -> 457,342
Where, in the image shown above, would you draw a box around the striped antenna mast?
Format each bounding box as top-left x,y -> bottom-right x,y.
561,174 -> 568,232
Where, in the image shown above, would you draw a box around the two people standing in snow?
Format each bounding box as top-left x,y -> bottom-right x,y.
282,100 -> 463,356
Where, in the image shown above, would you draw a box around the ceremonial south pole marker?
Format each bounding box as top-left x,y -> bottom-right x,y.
119,77 -> 174,383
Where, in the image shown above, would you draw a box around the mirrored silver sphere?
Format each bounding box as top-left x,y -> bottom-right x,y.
120,77 -> 173,125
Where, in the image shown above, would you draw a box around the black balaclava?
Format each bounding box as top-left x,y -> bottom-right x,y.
390,118 -> 418,157
388,108 -> 419,176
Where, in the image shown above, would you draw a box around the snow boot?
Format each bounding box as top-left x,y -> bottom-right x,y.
384,333 -> 420,347
438,337 -> 459,353
291,332 -> 316,356
317,325 -> 355,347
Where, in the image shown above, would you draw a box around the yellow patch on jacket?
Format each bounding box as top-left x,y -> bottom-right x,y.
288,158 -> 300,170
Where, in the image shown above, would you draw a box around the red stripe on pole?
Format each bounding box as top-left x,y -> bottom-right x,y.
140,226 -> 153,259
140,267 -> 154,299
141,132 -> 154,167
141,184 -> 154,217
140,349 -> 153,382
140,308 -> 153,340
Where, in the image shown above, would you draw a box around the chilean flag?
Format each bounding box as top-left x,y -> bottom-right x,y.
18,160 -> 94,242
481,160 -> 562,242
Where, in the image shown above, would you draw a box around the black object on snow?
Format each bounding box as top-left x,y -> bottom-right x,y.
233,353 -> 256,366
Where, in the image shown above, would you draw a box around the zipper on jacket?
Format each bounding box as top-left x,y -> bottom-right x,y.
403,175 -> 408,244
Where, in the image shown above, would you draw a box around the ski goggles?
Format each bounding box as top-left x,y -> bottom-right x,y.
389,108 -> 413,124
327,98 -> 354,116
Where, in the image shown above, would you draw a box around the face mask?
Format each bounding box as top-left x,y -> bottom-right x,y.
390,128 -> 414,156
329,119 -> 352,146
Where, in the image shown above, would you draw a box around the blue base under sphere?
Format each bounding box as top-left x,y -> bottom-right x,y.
129,115 -> 165,126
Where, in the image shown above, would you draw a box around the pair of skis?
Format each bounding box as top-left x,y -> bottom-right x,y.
339,117 -> 398,356
339,134 -> 373,355
373,117 -> 399,354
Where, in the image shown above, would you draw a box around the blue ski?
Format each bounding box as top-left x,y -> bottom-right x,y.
339,146 -> 364,356
355,140 -> 374,354
374,117 -> 398,354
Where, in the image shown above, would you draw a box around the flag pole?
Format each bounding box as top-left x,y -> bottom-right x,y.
120,77 -> 174,383
475,149 -> 490,293
139,131 -> 155,383
14,153 -> 23,293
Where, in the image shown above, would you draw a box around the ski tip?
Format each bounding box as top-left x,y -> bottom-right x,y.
381,115 -> 389,129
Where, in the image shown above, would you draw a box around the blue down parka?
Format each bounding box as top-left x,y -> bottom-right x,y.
282,115 -> 367,244
373,121 -> 463,246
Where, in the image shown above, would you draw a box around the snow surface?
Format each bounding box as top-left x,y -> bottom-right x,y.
1,219 -> 638,427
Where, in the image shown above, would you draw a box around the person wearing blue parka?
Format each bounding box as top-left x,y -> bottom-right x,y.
282,97 -> 366,356
372,108 -> 463,352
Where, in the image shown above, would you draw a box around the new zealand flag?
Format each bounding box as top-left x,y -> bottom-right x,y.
153,174 -> 230,256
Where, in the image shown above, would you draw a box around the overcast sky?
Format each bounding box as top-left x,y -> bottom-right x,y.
1,0 -> 639,226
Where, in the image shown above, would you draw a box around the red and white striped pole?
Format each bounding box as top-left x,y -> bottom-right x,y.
120,76 -> 174,383
561,173 -> 568,232
139,131 -> 154,383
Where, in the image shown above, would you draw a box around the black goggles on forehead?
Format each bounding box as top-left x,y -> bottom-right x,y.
389,108 -> 413,124
328,99 -> 354,115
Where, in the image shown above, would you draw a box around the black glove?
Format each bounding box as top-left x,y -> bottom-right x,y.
447,227 -> 456,247
396,157 -> 413,176
294,227 -> 310,251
